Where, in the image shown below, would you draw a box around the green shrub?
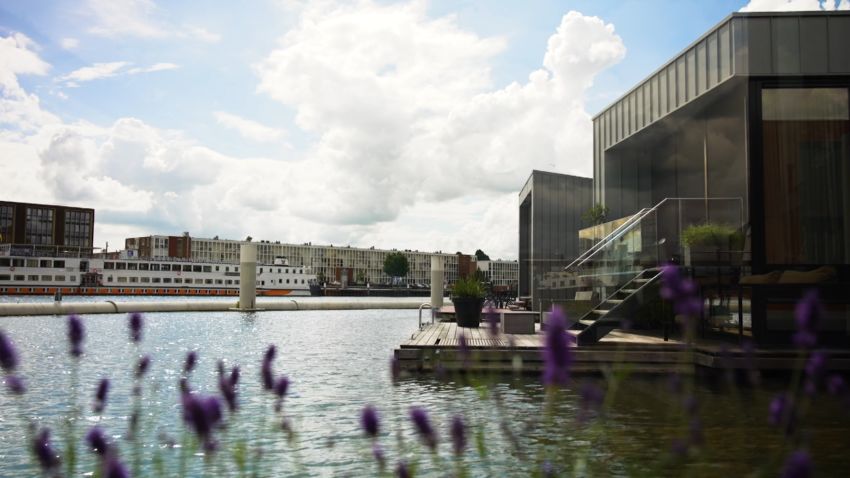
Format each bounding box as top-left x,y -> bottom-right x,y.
681,223 -> 737,248
451,276 -> 485,299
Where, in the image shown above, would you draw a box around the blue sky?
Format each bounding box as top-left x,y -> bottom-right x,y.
0,0 -> 845,258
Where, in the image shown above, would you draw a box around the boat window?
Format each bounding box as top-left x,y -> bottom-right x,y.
0,258 -> 8,267
141,277 -> 150,283
203,266 -> 211,272
225,266 -> 230,272
192,265 -> 202,273
53,260 -> 65,268
28,275 -> 38,281
139,263 -> 149,271
261,281 -> 265,285
226,280 -> 232,285
127,263 -> 138,270
69,276 -> 75,282
174,278 -> 182,284
235,280 -> 239,285
172,264 -> 181,270
104,262 -> 114,269
215,279 -> 223,284
163,278 -> 172,284
116,262 -> 126,270
259,268 -> 263,273
26,259 -> 38,267
0,275 -> 9,281
40,260 -> 51,268
14,275 -> 24,281
285,269 -> 289,274
152,278 -> 161,283
235,267 -> 239,272
129,277 -> 139,283
41,275 -> 51,281
55,275 -> 65,281
12,258 -> 24,267
215,266 -> 219,272
160,264 -> 170,271
183,265 -> 192,272
150,264 -> 160,271
205,279 -> 213,284
117,277 -> 128,283
195,279 -> 204,284
106,276 -> 113,282
286,279 -> 290,284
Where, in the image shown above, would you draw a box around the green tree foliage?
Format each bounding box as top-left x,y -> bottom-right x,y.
383,252 -> 409,279
582,203 -> 610,225
474,249 -> 490,261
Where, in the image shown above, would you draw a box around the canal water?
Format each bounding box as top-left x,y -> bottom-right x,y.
1,306 -> 849,476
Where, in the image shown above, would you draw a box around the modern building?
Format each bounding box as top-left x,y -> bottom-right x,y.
125,234 -> 486,287
0,201 -> 95,250
588,11 -> 849,345
476,259 -> 520,288
518,171 -> 593,309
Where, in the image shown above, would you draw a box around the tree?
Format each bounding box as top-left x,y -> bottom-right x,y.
383,252 -> 409,283
582,203 -> 610,225
474,249 -> 491,261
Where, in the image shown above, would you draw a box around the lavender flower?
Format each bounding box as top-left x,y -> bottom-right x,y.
94,378 -> 110,413
660,265 -> 702,317
769,393 -> 795,435
183,394 -> 223,448
372,443 -> 385,468
32,427 -> 60,471
794,290 -> 821,349
229,366 -> 240,386
5,374 -> 25,394
128,312 -> 143,343
261,345 -> 276,390
219,366 -> 239,412
184,350 -> 198,373
390,356 -> 401,384
450,414 -> 466,455
409,406 -> 436,450
85,426 -> 110,455
103,454 -> 130,478
542,307 -> 573,386
458,333 -> 470,368
361,405 -> 380,438
782,450 -> 812,478
0,330 -> 19,371
274,376 -> 290,398
136,355 -> 151,378
827,374 -> 846,396
486,306 -> 500,337
395,461 -> 410,478
805,351 -> 827,379
67,315 -> 85,357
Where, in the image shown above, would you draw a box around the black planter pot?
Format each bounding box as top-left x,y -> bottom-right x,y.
453,297 -> 484,328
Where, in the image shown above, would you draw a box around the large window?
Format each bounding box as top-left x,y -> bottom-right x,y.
762,87 -> 850,265
25,207 -> 53,245
0,205 -> 13,242
63,210 -> 92,247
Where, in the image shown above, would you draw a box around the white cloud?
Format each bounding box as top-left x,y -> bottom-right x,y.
60,38 -> 80,50
0,33 -> 60,132
256,2 -> 622,235
57,61 -> 178,86
213,111 -> 284,142
85,0 -> 220,42
740,0 -> 850,10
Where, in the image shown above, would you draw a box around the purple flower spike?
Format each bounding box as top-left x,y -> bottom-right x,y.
85,426 -> 109,455
184,351 -> 198,373
94,378 -> 110,413
219,375 -> 238,412
372,443 -> 385,468
390,356 -> 401,384
450,414 -> 466,455
769,394 -> 788,426
805,351 -> 827,379
486,306 -> 500,337
409,406 -> 436,450
0,330 -> 19,371
67,315 -> 85,357
827,374 -> 846,396
136,355 -> 151,378
183,394 -> 223,442
264,344 -> 277,363
661,265 -> 702,317
458,333 -> 470,368
5,374 -> 26,394
128,312 -> 143,343
32,428 -> 60,471
542,307 -> 573,386
395,461 -> 410,478
274,376 -> 290,398
261,345 -> 276,391
794,290 -> 821,349
103,454 -> 130,478
782,450 -> 812,478
361,405 -> 380,438
229,366 -> 240,386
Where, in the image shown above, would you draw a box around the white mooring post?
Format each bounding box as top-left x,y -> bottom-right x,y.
239,244 -> 258,310
430,256 -> 444,309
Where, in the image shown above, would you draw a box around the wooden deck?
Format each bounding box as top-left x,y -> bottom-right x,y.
394,322 -> 850,375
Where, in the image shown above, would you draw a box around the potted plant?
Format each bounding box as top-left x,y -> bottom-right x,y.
681,223 -> 738,266
451,276 -> 485,327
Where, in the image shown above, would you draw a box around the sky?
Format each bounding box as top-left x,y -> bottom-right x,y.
1,0 -> 848,260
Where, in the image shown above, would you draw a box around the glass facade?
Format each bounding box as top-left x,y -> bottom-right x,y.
0,205 -> 12,243
761,87 -> 850,265
25,207 -> 54,245
63,210 -> 93,247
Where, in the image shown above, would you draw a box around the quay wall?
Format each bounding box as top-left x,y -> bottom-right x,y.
0,298 -> 430,317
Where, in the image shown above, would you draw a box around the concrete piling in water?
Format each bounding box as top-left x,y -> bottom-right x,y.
238,243 -> 259,311
430,256 -> 444,308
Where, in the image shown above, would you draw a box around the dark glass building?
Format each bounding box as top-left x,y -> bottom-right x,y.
592,11 -> 850,345
518,171 -> 592,310
0,201 -> 95,249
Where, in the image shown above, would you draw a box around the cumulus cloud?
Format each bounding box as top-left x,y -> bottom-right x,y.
60,38 -> 80,50
57,61 -> 179,86
85,0 -> 220,42
256,3 -> 623,228
740,0 -> 850,10
0,33 -> 60,132
213,111 -> 285,142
